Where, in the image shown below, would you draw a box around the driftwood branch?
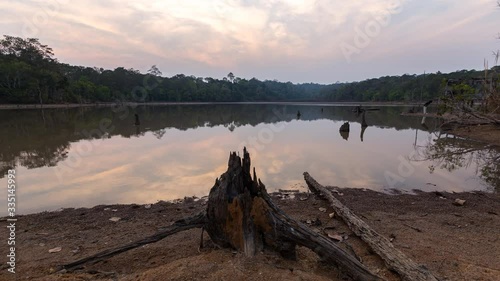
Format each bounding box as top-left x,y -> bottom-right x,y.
58,212 -> 207,272
303,172 -> 439,281
261,193 -> 381,281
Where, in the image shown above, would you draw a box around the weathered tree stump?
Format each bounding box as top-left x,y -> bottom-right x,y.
205,149 -> 380,281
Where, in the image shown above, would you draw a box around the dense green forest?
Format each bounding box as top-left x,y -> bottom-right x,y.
318,70 -> 493,102
0,35 -> 495,104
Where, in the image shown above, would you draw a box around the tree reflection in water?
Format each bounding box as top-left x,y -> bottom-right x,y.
413,134 -> 500,192
3,105 -> 497,193
1,105 -> 425,179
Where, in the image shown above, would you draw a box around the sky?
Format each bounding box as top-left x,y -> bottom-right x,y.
0,0 -> 499,83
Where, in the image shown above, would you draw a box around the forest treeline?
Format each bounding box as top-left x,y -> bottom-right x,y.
0,35 -> 496,104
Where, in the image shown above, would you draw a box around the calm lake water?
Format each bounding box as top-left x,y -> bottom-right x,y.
1,104 -> 498,215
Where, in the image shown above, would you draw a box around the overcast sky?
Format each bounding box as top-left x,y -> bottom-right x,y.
1,0 -> 499,83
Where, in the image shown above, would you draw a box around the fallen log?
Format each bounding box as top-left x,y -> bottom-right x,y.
303,172 -> 439,281
58,212 -> 207,272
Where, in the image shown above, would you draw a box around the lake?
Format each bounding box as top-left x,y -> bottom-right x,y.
1,104 -> 498,215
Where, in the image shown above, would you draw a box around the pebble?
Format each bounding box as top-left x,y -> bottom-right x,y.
48,247 -> 62,253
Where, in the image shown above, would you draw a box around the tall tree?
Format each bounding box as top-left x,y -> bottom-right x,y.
0,36 -> 64,104
227,72 -> 235,83
148,65 -> 162,77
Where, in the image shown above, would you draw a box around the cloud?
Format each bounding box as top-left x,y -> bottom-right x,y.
0,0 -> 497,82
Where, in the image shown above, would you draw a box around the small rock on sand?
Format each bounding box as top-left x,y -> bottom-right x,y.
48,247 -> 62,253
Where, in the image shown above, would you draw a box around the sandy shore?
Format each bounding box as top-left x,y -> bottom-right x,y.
1,189 -> 499,281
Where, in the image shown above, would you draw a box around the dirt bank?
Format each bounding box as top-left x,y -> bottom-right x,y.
1,188 -> 499,281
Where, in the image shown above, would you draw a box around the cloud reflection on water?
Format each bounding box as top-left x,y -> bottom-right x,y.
0,105 -> 493,215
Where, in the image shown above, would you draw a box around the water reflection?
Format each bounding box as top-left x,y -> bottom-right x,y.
339,122 -> 350,141
358,110 -> 369,142
339,110 -> 370,142
0,104 -> 495,215
412,135 -> 500,192
360,125 -> 367,142
0,105 -> 427,178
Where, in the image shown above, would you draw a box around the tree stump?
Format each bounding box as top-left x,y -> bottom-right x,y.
205,148 -> 381,281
